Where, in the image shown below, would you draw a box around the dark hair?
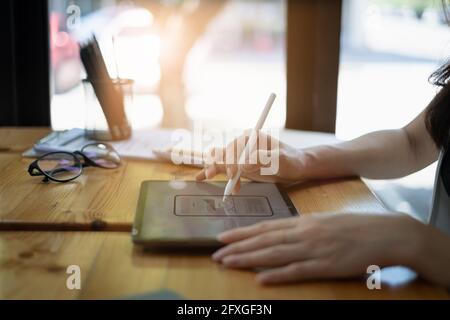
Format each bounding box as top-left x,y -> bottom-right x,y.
426,71 -> 450,148
425,0 -> 450,149
426,1 -> 450,148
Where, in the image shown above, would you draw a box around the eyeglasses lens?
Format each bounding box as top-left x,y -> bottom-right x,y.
82,143 -> 121,168
37,152 -> 82,181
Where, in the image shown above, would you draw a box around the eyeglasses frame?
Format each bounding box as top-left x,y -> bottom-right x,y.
27,142 -> 120,183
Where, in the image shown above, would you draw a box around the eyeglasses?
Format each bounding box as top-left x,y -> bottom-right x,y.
28,142 -> 121,183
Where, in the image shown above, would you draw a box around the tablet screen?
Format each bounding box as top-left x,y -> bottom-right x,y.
132,181 -> 299,248
174,195 -> 273,217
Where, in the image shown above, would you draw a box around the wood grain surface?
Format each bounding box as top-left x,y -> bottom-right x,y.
0,155 -> 385,229
0,128 -> 448,299
1,232 -> 448,300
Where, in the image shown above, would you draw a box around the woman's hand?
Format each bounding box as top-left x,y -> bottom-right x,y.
212,213 -> 433,285
196,131 -> 306,193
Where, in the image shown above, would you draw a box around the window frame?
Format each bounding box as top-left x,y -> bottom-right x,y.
0,0 -> 50,126
286,0 -> 342,133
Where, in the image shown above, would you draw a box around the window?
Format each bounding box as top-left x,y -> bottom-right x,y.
338,0 -> 449,219
338,0 -> 448,140
184,0 -> 286,130
48,0 -> 286,131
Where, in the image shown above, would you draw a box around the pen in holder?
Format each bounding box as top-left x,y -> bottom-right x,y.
80,35 -> 132,141
83,78 -> 133,141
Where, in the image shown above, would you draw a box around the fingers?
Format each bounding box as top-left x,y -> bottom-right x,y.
212,228 -> 300,262
240,149 -> 276,174
256,260 -> 326,285
233,178 -> 241,194
225,165 -> 241,194
241,130 -> 280,151
195,168 -> 206,181
217,218 -> 299,243
195,164 -> 220,181
196,132 -> 281,182
220,244 -> 310,269
196,147 -> 226,181
195,152 -> 242,193
205,165 -> 218,179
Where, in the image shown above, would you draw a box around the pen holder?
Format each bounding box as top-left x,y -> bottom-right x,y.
83,78 -> 133,141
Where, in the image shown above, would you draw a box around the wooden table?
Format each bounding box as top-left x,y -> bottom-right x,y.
0,127 -> 448,299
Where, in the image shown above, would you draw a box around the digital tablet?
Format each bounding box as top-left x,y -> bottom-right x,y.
132,180 -> 299,249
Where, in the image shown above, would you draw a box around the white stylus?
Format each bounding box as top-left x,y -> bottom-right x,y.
222,93 -> 276,202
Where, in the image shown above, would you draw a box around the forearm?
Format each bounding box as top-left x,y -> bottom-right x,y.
300,129 -> 418,180
297,110 -> 439,181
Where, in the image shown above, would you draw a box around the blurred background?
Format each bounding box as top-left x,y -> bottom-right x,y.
48,0 -> 450,220
49,0 -> 286,131
49,0 -> 450,136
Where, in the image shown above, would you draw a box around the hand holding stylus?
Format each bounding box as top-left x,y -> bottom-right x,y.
222,93 -> 276,202
196,94 -> 307,193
